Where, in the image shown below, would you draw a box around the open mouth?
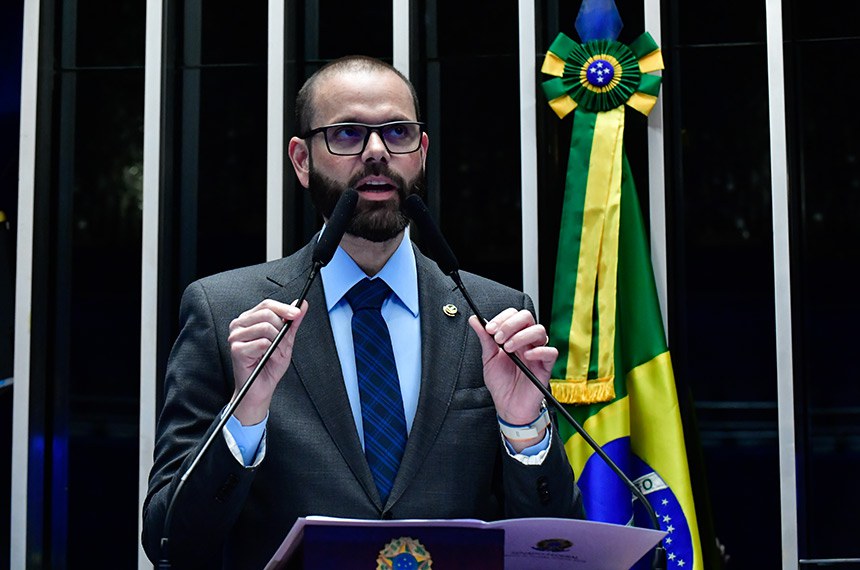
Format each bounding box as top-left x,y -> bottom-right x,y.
356,179 -> 398,198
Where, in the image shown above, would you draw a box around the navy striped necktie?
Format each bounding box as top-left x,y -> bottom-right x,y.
345,278 -> 407,503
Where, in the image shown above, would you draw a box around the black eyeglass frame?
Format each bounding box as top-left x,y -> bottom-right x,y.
301,121 -> 426,156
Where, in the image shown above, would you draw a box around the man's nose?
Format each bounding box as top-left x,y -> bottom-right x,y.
362,130 -> 389,162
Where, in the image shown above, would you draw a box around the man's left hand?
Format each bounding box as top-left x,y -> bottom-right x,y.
468,309 -> 558,450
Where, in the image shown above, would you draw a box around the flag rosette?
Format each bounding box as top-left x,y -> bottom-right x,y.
541,32 -> 663,119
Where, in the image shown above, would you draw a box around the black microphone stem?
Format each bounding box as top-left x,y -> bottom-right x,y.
450,269 -> 666,570
157,261 -> 322,569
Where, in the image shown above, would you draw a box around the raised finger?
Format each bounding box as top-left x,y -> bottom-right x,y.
520,345 -> 558,371
231,299 -> 304,330
499,323 -> 549,354
491,309 -> 536,345
483,307 -> 520,336
228,320 -> 282,345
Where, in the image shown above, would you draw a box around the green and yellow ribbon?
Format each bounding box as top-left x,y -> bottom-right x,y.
544,32 -> 664,405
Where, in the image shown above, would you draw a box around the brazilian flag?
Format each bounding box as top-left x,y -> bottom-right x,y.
542,3 -> 702,568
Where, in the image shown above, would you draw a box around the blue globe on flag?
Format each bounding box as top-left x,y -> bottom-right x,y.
578,437 -> 694,569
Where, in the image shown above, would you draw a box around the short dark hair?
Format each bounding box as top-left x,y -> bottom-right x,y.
295,55 -> 421,135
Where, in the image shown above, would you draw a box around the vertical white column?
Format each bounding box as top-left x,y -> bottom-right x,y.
644,0 -> 668,334
11,0 -> 40,566
764,1 -> 798,568
518,0 -> 540,313
139,0 -> 163,566
267,0 -> 285,261
393,0 -> 410,78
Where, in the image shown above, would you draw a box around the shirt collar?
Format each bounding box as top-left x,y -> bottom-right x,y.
320,227 -> 419,317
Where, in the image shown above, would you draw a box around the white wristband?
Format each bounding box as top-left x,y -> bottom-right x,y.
498,404 -> 550,440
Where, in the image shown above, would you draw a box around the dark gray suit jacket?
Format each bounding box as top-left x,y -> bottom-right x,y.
142,239 -> 583,569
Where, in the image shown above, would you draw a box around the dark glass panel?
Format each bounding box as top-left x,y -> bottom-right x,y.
802,415 -> 860,559
675,44 -> 776,402
675,0 -> 766,46
75,0 -> 146,67
792,38 -> 860,560
436,0 -> 518,57
786,0 -> 860,41
1,0 -> 24,220
0,0 -> 23,426
669,42 -> 781,566
63,68 -> 143,568
317,0 -> 392,60
194,65 -> 268,279
0,116 -> 21,217
69,70 -> 143,400
435,54 -> 523,290
67,431 -> 139,567
199,0 -> 267,65
424,0 -> 522,290
0,0 -> 15,534
695,413 -> 782,566
0,391 -> 9,570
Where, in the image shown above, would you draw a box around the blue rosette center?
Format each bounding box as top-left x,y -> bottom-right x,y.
586,59 -> 615,87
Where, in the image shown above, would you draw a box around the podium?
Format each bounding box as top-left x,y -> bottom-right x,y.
265,516 -> 665,569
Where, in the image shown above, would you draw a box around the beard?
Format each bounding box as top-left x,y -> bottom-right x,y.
308,161 -> 426,242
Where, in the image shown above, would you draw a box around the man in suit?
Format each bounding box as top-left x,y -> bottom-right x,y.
143,55 -> 584,569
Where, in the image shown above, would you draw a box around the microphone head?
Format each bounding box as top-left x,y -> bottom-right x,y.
402,194 -> 459,275
313,188 -> 358,266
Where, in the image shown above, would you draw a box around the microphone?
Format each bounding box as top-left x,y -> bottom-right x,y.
314,188 -> 358,265
402,194 -> 458,275
157,188 -> 358,568
402,194 -> 667,570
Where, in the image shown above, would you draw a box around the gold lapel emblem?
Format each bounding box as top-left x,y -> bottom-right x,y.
442,304 -> 458,317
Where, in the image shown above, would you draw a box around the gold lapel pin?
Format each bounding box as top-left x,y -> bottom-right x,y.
443,304 -> 458,317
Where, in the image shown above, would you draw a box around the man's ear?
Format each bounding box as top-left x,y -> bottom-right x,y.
288,137 -> 311,188
419,132 -> 429,170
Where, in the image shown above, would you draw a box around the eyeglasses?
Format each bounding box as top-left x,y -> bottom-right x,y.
301,121 -> 424,156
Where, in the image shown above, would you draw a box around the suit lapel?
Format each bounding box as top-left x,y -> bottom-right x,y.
386,250 -> 469,508
265,243 -> 382,508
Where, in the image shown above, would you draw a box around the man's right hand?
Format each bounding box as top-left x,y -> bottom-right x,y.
228,299 -> 308,425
